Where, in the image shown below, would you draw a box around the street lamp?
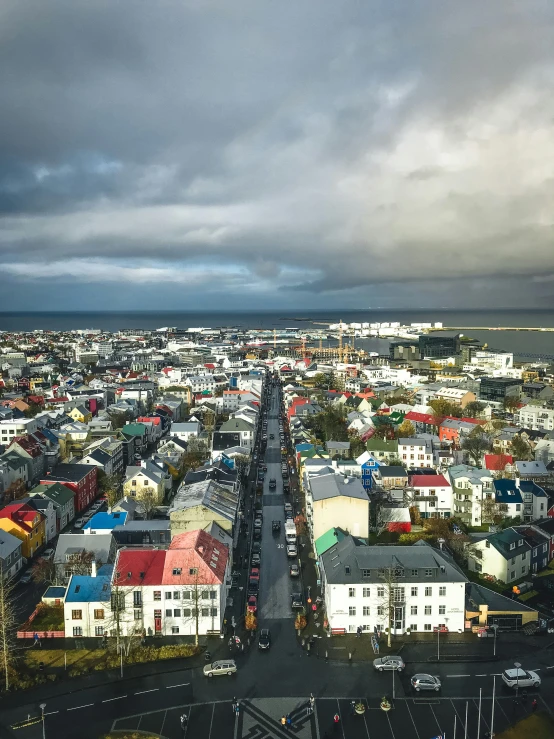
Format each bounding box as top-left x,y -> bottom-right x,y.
491,624 -> 499,657
514,661 -> 521,698
39,703 -> 46,739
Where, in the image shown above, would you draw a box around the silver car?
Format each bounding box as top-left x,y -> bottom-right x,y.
203,660 -> 237,678
411,673 -> 441,691
373,656 -> 405,672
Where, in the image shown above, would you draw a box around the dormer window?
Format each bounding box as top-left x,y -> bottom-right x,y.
518,539 -> 523,547
173,568 -> 182,576
509,542 -> 515,550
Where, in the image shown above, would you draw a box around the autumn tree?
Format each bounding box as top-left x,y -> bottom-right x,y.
504,396 -> 521,413
464,401 -> 485,419
396,420 -> 416,438
98,471 -> 124,509
511,434 -> 532,461
429,398 -> 462,419
3,479 -> 27,503
462,432 -> 491,466
32,557 -> 58,585
110,411 -> 133,429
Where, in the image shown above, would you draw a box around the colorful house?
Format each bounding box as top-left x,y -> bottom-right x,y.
0,502 -> 46,558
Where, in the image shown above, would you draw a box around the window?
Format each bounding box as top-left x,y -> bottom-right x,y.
518,539 -> 523,547
424,624 -> 432,631
425,605 -> 432,615
165,609 -> 172,617
183,608 -> 191,617
153,591 -> 161,601
189,568 -> 198,575
425,587 -> 432,597
377,606 -> 384,616
182,591 -> 191,600
411,605 -> 418,616
94,609 -> 104,620
210,608 -> 218,617
393,568 -> 404,578
95,626 -> 104,636
363,606 -> 370,616
425,569 -> 433,577
349,606 -> 356,616
410,624 -> 417,632
411,569 -> 418,577
171,626 -> 179,634
201,591 -> 209,600
134,609 -> 142,620
362,569 -> 371,578
72,610 -> 82,620
165,592 -> 172,600
439,587 -> 446,597
363,587 -> 371,597
348,587 -> 356,597
173,592 -> 180,600
510,571 -> 515,580
173,609 -> 181,617
439,605 -> 446,615
143,479 -> 149,486
172,568 -> 182,575
509,542 -> 515,551
210,591 -> 217,600
411,587 -> 418,597
133,591 -> 142,607
393,587 -> 405,602
377,587 -> 385,598
73,626 -> 83,636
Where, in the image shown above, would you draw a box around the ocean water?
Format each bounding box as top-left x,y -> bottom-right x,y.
0,309 -> 553,359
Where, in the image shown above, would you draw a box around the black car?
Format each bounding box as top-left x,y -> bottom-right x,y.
258,628 -> 271,650
252,541 -> 261,554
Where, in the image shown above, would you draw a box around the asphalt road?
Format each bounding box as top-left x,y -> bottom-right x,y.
259,385 -> 292,622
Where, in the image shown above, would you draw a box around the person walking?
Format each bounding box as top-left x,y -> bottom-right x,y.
333,713 -> 340,724
281,715 -> 287,729
286,713 -> 292,730
532,698 -> 538,712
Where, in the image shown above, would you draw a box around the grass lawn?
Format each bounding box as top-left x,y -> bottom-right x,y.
24,649 -> 103,670
497,712 -> 554,739
534,560 -> 554,577
466,569 -> 506,594
26,607 -> 64,631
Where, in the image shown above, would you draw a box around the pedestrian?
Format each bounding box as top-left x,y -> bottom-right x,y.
309,693 -> 315,708
351,700 -> 356,715
180,713 -> 188,730
532,698 -> 538,712
333,713 -> 340,724
286,714 -> 292,730
281,715 -> 287,729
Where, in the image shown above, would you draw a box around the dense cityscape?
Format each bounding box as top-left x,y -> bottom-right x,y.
0,320 -> 554,737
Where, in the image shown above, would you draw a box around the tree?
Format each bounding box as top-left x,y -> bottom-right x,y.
396,420 -> 416,438
372,422 -> 395,440
3,478 -> 27,503
32,557 -> 57,586
462,433 -> 491,466
138,487 -> 160,519
481,496 -> 504,525
377,567 -> 401,648
464,401 -> 485,419
348,432 -> 366,460
0,565 -> 18,691
504,396 -> 521,413
110,411 -> 132,429
98,471 -> 124,509
429,398 -> 462,419
313,373 -> 331,389
511,434 -> 532,461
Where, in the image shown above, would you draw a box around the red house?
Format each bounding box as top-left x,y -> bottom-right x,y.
40,464 -> 98,513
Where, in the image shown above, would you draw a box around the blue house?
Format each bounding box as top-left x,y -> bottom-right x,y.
83,511 -> 128,534
356,451 -> 382,491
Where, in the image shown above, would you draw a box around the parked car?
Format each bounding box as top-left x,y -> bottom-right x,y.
269,434 -> 275,439
258,628 -> 271,650
41,548 -> 55,560
247,595 -> 258,613
251,553 -> 261,566
252,542 -> 261,554
248,579 -> 259,596
284,503 -> 292,514
373,656 -> 405,672
250,567 -> 260,581
289,564 -> 300,577
286,544 -> 298,558
411,674 -> 441,691
19,572 -> 32,585
203,660 -> 237,678
502,668 -> 541,689
74,518 -> 85,528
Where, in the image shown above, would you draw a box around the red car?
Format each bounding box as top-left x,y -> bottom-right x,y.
247,595 -> 258,613
250,568 -> 260,581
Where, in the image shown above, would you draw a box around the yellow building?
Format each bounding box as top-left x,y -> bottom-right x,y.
67,405 -> 93,423
0,502 -> 46,559
123,466 -> 165,505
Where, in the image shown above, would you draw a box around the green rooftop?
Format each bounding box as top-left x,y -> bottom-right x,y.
315,527 -> 347,557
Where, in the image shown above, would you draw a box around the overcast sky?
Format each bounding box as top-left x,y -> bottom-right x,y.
1,1 -> 553,311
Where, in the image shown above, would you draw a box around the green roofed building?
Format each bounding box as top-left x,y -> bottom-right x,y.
315,527 -> 347,557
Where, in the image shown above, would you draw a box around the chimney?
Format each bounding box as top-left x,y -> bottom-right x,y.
91,559 -> 97,578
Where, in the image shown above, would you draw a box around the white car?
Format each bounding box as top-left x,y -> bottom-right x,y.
411,674 -> 441,691
41,548 -> 55,560
74,518 -> 85,529
286,544 -> 298,558
203,660 -> 237,678
501,668 -> 541,689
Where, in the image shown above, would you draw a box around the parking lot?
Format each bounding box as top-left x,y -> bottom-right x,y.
111,694 -> 532,738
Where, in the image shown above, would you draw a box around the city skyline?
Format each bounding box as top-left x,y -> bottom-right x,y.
1,1 -> 553,311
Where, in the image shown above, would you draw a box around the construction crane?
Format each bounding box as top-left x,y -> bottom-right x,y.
273,329 -> 277,350
338,320 -> 343,364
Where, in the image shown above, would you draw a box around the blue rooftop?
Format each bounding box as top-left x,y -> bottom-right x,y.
65,568 -> 113,603
519,480 -> 547,497
494,488 -> 523,505
494,479 -> 518,493
83,511 -> 128,531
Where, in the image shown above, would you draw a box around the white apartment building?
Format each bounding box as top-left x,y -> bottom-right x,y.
320,537 -> 467,635
408,475 -> 453,519
515,406 -> 554,432
92,341 -> 113,358
448,465 -> 494,527
398,438 -> 434,468
0,418 -> 39,445
186,375 -> 216,394
466,351 -> 514,373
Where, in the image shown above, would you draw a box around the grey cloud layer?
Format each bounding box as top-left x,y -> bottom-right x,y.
1,0 -> 553,308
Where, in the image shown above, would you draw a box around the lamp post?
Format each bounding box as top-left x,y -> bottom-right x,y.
514,661 -> 521,698
490,674 -> 496,739
39,703 -> 46,739
491,624 -> 499,657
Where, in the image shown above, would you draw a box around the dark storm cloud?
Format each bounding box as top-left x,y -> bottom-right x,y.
0,0 -> 553,309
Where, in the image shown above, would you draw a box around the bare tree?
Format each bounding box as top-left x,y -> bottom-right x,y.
99,471 -> 124,510
31,557 -> 58,586
377,566 -> 401,648
0,564 -> 18,691
137,487 -> 160,519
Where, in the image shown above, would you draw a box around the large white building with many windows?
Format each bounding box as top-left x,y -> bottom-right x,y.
319,537 -> 467,636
